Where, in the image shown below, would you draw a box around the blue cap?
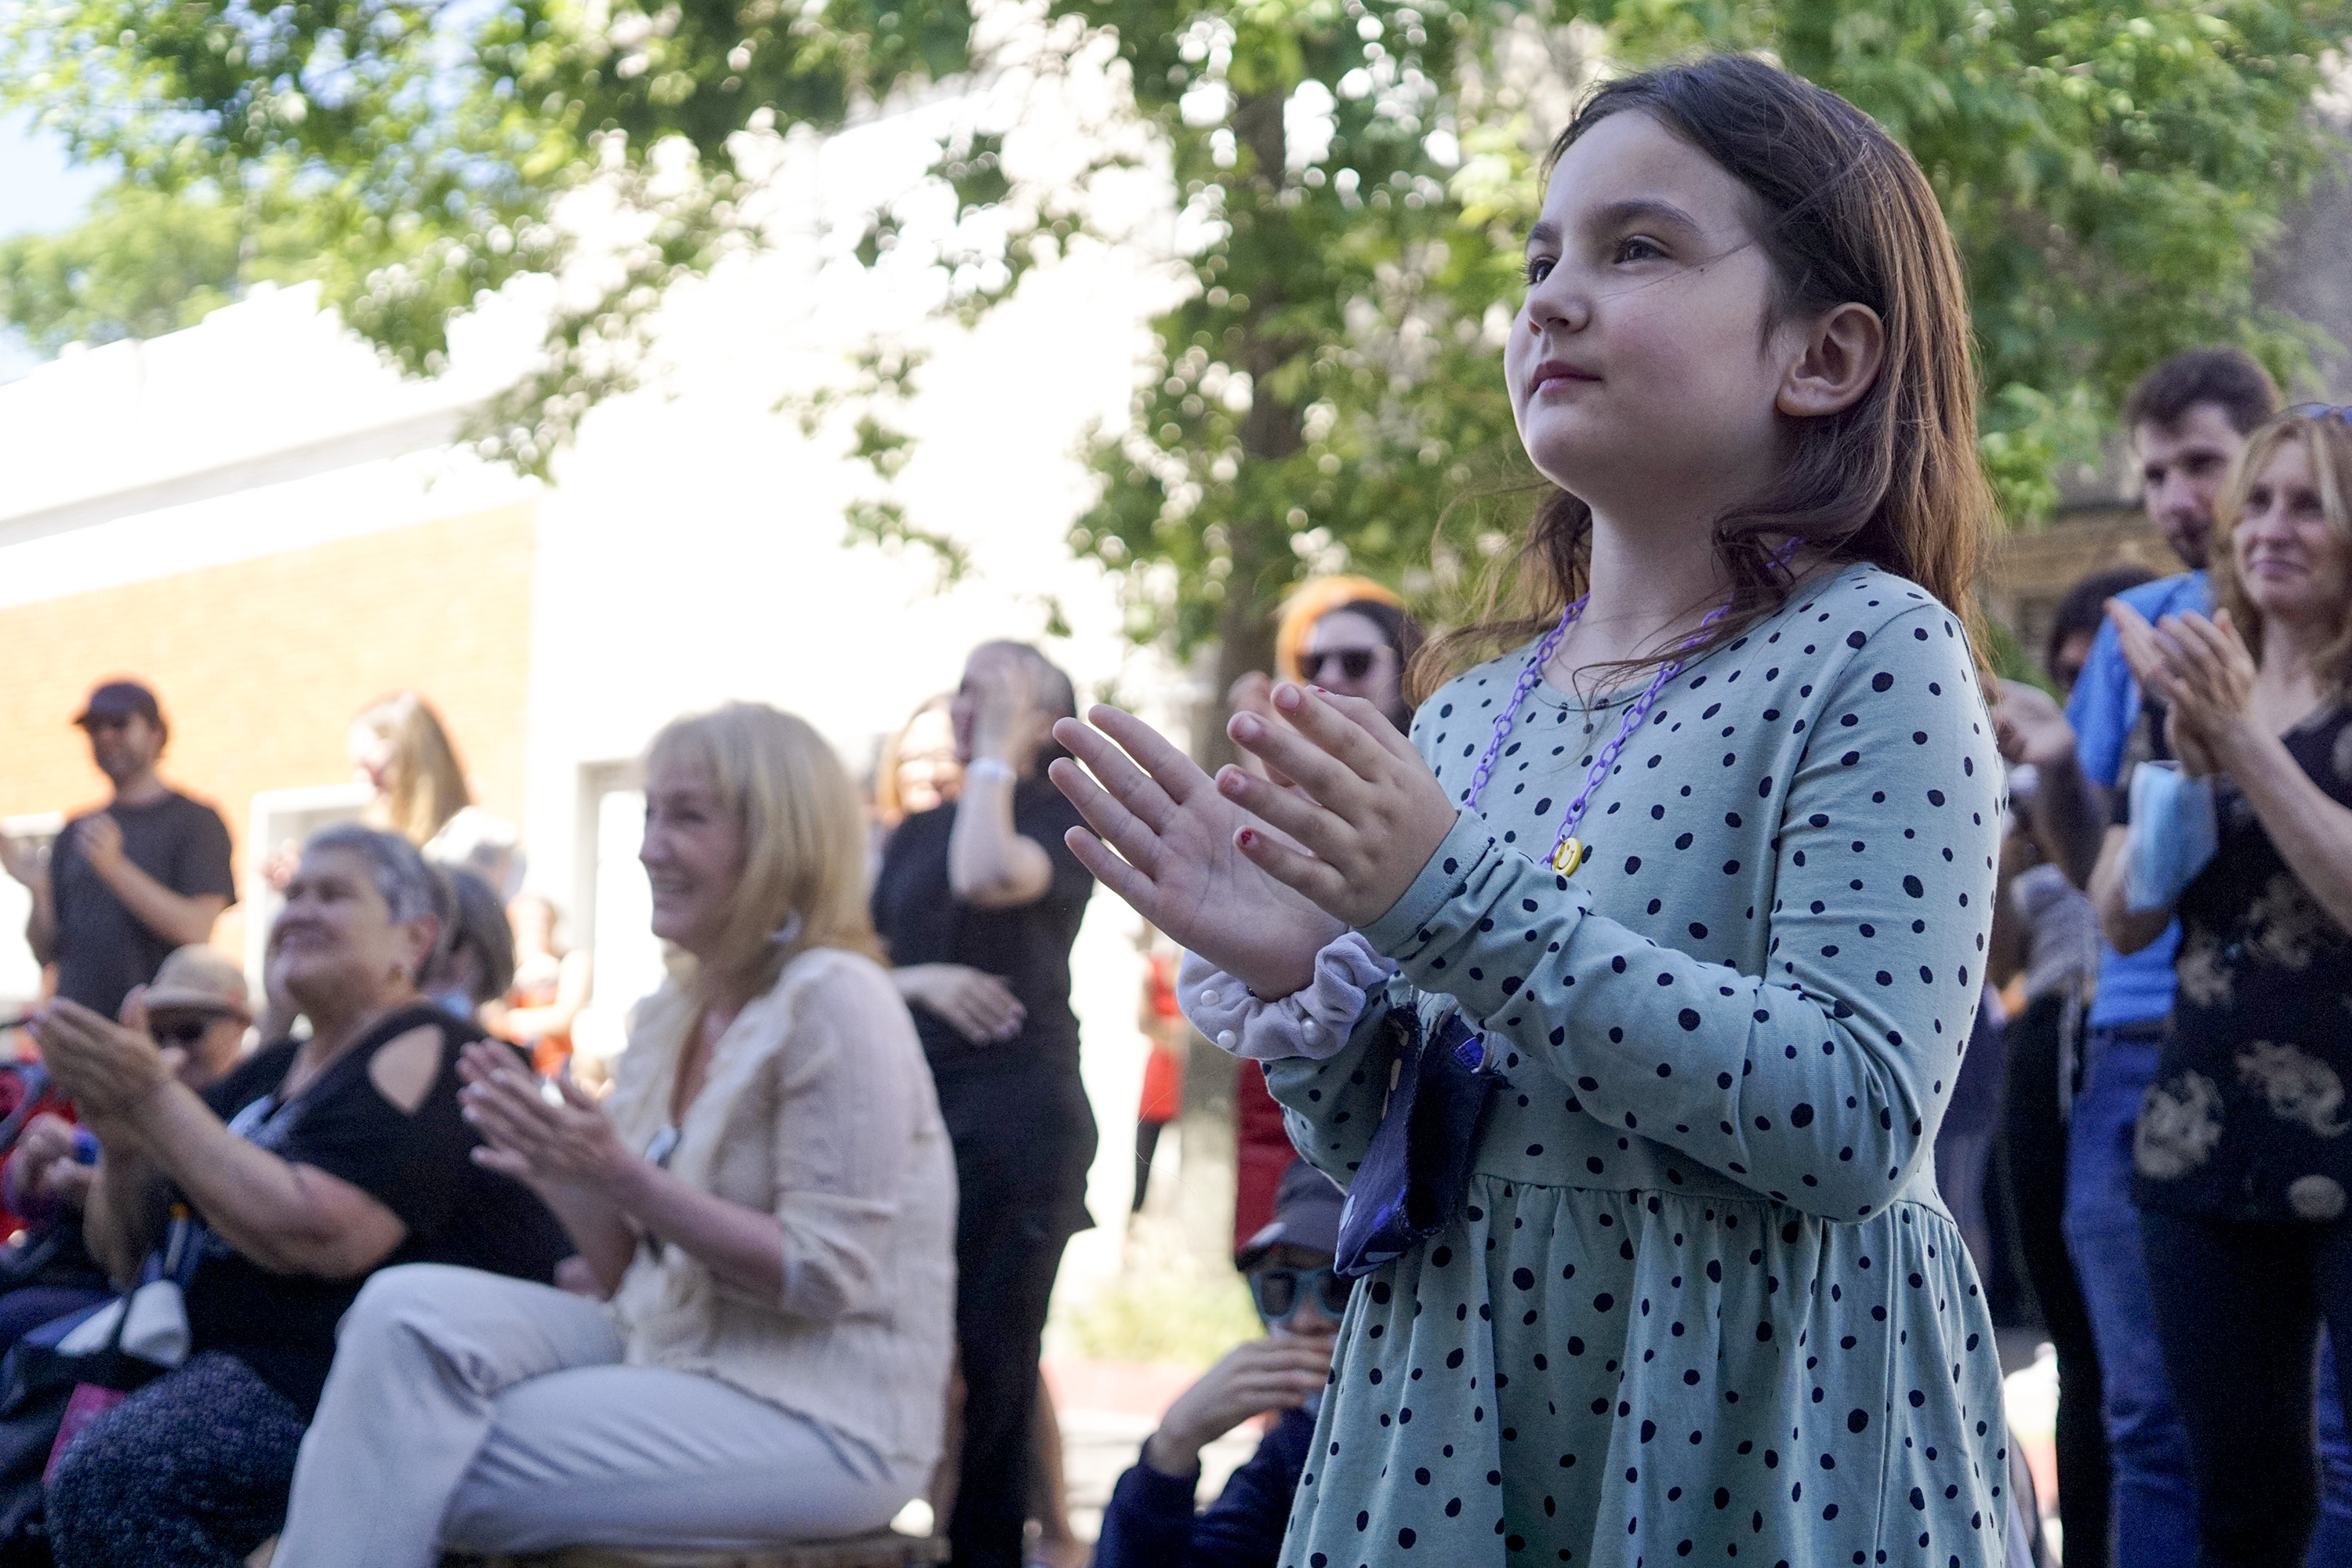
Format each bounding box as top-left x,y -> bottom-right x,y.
1237,1160 -> 1344,1267
74,680 -> 162,728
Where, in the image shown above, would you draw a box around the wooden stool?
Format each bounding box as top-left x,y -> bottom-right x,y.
256,1534 -> 949,1568
440,1534 -> 952,1568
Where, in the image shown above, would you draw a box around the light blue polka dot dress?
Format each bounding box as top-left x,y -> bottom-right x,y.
1261,564 -> 2009,1567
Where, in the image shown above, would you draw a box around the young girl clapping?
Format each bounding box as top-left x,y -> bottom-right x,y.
1054,54 -> 2006,1567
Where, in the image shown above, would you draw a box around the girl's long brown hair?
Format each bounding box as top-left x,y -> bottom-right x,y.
1413,54 -> 1994,701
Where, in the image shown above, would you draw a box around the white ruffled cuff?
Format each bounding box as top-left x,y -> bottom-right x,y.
1175,934 -> 1397,1062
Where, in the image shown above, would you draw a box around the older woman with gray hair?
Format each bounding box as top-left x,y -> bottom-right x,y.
28,823 -> 569,1568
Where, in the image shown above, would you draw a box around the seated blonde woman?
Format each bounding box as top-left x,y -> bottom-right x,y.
271,702 -> 957,1566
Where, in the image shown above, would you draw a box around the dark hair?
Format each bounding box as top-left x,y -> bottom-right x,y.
1414,53 -> 1993,699
973,641 -> 1077,769
1326,599 -> 1427,670
425,868 -> 517,1007
2121,348 -> 2279,440
2044,564 -> 2158,680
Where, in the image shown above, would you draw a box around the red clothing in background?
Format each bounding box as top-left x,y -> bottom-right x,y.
1233,1061 -> 1293,1257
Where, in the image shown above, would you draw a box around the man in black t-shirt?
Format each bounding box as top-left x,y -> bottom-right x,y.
1,681 -> 236,1018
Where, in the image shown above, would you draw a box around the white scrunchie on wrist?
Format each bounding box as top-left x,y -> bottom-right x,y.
1175,935 -> 1397,1062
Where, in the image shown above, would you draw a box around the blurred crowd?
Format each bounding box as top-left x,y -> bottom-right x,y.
0,340 -> 2347,1568
1978,349 -> 2352,1568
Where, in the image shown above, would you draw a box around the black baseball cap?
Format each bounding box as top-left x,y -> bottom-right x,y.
1237,1160 -> 1345,1269
74,681 -> 162,728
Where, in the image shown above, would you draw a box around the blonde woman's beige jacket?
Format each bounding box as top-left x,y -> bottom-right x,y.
603,947 -> 957,1467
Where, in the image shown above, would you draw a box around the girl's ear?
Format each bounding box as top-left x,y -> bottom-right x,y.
1776,302 -> 1886,421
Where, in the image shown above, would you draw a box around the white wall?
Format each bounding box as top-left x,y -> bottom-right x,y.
517,103 -> 1195,1288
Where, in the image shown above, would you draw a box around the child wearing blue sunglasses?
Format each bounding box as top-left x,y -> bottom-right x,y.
1095,1162 -> 1345,1568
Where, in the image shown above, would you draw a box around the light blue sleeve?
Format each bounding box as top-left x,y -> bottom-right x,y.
1260,979 -> 1406,1189
2065,618 -> 2136,790
1354,603 -> 2001,1222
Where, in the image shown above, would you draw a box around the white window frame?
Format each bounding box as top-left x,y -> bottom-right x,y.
242,783 -> 372,982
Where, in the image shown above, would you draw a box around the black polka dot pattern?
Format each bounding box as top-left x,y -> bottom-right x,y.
1260,565 -> 2008,1564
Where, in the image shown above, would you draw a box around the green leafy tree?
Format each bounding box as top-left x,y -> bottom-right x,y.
2,0 -> 2341,720
1044,0 -> 2344,728
1,185 -> 240,352
1,0 -> 985,463
0,181 -> 343,353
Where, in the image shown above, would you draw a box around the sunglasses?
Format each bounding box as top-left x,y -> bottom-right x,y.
151,1017 -> 223,1047
2284,403 -> 2352,426
1248,1264 -> 1353,1323
1298,648 -> 1387,684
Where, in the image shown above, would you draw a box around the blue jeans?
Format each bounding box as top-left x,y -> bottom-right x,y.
2065,1029 -> 2196,1568
2314,1336 -> 2352,1566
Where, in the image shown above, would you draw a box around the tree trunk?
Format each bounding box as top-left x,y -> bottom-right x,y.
1175,1025 -> 1239,1266
1192,589 -> 1282,768
1171,85 -> 1312,1269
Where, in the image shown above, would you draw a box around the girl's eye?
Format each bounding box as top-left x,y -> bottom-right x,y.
1524,255 -> 1555,285
1613,236 -> 1664,263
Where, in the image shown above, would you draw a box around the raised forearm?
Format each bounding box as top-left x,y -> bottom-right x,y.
83,1138 -> 166,1286
93,859 -> 224,949
129,1082 -> 376,1275
2089,826 -> 2173,956
946,773 -> 1051,907
20,872 -> 56,965
528,1180 -> 639,1297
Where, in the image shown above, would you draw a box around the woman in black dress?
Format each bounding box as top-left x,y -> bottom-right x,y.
872,641 -> 1095,1568
2092,405 -> 2352,1565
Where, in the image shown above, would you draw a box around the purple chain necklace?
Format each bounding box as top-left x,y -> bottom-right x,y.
1464,548 -> 1793,876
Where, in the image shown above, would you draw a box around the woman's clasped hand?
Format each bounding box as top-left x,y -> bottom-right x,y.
2111,601 -> 2259,779
29,998 -> 172,1121
1047,685 -> 1455,1000
456,1040 -> 626,1189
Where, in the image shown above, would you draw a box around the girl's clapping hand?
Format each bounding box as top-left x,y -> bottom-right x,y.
1049,707 -> 1343,1000
1218,683 -> 1462,927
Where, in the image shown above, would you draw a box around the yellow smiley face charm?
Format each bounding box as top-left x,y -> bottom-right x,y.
1552,837 -> 1585,876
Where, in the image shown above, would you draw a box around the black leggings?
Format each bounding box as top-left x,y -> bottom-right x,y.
2140,1208 -> 2352,1566
1995,991 -> 2110,1562
949,1192 -> 1076,1568
938,1071 -> 1094,1568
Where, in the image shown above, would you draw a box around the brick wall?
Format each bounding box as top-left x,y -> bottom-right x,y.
0,502 -> 537,960
1984,506 -> 2176,674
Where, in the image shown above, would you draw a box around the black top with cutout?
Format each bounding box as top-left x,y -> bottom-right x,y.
181,1003 -> 570,1414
